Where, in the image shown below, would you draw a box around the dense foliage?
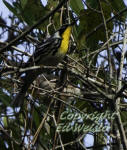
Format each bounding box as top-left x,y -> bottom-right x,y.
0,0 -> 127,149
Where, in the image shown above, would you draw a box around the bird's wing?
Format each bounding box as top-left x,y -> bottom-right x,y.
26,37 -> 62,65
34,37 -> 62,57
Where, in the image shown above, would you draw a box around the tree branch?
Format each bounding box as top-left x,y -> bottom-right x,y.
86,7 -> 127,39
0,0 -> 68,53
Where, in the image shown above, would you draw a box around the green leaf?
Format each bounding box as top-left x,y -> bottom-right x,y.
109,0 -> 126,12
20,0 -> 48,28
77,1 -> 113,50
3,0 -> 48,29
108,0 -> 126,21
0,89 -> 11,106
3,117 -> 8,127
33,109 -> 40,127
86,0 -> 98,9
70,0 -> 84,15
2,0 -> 19,17
20,0 -> 28,9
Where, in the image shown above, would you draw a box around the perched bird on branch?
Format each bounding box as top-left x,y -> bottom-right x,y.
13,24 -> 72,107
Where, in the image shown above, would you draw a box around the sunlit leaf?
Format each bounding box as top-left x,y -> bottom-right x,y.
70,0 -> 84,15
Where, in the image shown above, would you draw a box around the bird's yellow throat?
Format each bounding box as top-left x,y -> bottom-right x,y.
59,26 -> 72,55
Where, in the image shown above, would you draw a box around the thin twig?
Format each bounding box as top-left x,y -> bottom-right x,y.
99,0 -> 112,79
86,7 -> 127,39
82,33 -> 117,59
0,0 -> 69,53
0,40 -> 31,56
52,115 -> 65,150
31,99 -> 54,145
0,126 -> 20,145
115,26 -> 127,150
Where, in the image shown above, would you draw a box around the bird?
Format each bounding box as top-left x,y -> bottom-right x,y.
13,24 -> 72,107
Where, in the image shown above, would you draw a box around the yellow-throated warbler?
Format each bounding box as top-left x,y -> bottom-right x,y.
13,24 -> 72,107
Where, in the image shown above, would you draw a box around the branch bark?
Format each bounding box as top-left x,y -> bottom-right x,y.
0,0 -> 68,53
115,26 -> 127,150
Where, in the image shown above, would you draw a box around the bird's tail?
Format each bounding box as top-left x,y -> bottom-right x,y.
13,89 -> 27,107
12,70 -> 38,107
12,69 -> 45,107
